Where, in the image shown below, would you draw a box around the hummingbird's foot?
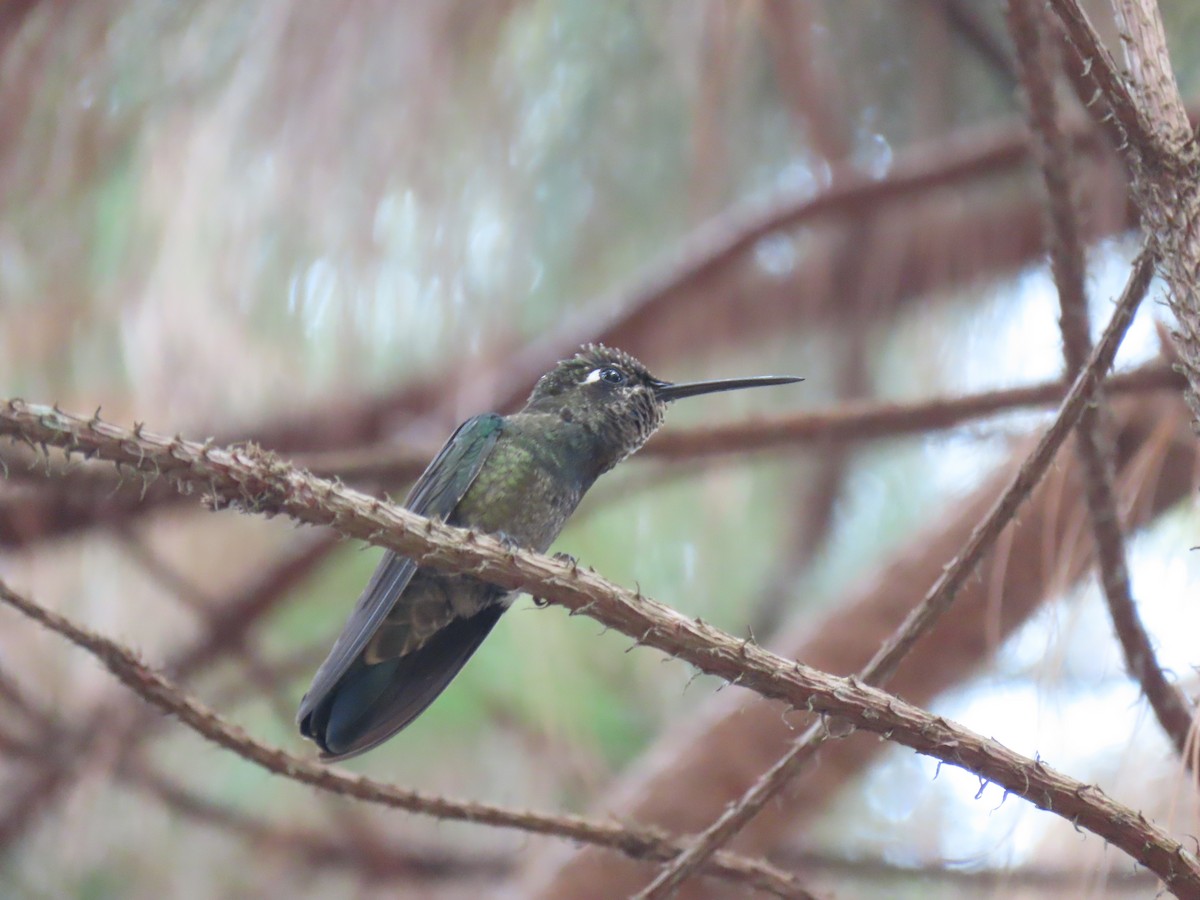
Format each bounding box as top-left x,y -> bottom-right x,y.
531,552 -> 578,608
494,530 -> 524,552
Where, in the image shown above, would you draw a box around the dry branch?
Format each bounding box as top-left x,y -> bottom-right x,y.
1012,0 -> 1195,763
1110,0 -> 1192,144
1046,0 -> 1171,167
1050,0 -> 1200,433
0,687 -> 495,885
151,362 -> 1182,487
0,577 -> 819,900
0,359 -> 1181,552
631,212 -> 1157,894
645,363 -> 1179,459
2,360 -> 1199,893
527,387 -> 1197,899
0,101 -> 1164,551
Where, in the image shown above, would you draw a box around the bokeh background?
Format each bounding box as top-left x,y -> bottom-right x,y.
3,1 -> 1200,897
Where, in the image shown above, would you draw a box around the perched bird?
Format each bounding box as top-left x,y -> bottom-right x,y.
297,344 -> 801,760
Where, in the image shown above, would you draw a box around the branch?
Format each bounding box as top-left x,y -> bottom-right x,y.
0,578 -> 814,899
0,687 -> 500,884
0,111 -> 1160,552
1050,0 -> 1200,438
632,242 -> 1158,895
643,362 -> 1180,459
1011,0 -> 1195,764
3,312 -> 1199,893
854,243 -> 1154,684
1110,0 -> 1192,146
0,362 -> 1181,559
219,365 -> 1183,492
1,568 -> 1195,893
1045,0 -> 1174,168
529,390 -> 1194,897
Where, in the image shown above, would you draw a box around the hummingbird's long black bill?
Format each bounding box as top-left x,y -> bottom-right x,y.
652,374 -> 803,402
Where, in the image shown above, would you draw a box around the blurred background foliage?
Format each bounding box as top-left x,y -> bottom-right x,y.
3,1 -> 1200,898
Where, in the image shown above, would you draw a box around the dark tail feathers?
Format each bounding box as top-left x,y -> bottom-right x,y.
299,604 -> 505,761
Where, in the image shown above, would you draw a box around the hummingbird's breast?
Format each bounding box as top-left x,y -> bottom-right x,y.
448,413 -> 593,552
364,415 -> 594,662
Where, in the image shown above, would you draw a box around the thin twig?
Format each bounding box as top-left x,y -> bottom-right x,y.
634,243 -> 1158,896
4,531 -> 343,856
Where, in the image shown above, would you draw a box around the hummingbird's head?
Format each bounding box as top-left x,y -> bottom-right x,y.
525,344 -> 802,475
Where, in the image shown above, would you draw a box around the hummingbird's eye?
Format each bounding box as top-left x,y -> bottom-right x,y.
584,366 -> 627,386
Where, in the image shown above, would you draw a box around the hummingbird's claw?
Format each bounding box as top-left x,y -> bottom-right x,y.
494,530 -> 524,552
552,551 -> 577,567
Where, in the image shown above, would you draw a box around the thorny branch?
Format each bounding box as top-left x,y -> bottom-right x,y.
632,240 -> 1158,896
1110,0 -> 1192,146
1,361 -> 1181,554
0,699 -> 424,881
0,535 -> 1193,892
3,96 -> 1184,552
1050,0 -> 1200,437
1011,0 -> 1195,764
0,585 -> 813,898
3,284 -> 1199,893
7,6 -> 1200,899
1045,0 -> 1173,168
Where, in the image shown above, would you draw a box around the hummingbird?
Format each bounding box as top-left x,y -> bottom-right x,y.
297,344 -> 801,760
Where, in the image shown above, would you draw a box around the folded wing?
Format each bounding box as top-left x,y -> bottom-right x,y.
297,413 -> 504,758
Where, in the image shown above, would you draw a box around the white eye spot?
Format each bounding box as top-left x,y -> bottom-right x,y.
584,366 -> 626,386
